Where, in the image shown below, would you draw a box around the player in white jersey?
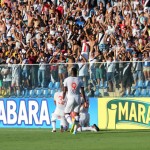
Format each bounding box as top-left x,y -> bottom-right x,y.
79,95 -> 90,127
71,95 -> 100,132
51,88 -> 68,132
63,67 -> 87,134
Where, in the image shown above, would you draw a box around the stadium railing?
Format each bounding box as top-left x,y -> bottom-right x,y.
0,61 -> 149,98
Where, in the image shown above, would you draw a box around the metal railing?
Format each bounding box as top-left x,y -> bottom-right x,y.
0,61 -> 149,98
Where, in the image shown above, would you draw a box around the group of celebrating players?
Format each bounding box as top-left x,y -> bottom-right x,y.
51,67 -> 99,134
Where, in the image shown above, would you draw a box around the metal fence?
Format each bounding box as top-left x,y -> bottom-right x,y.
0,61 -> 149,98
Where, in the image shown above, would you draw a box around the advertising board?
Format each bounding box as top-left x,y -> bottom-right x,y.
98,98 -> 150,129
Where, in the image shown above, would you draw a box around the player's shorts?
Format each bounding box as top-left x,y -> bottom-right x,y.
143,66 -> 150,72
79,113 -> 90,127
11,77 -> 20,87
51,113 -> 68,127
64,95 -> 81,114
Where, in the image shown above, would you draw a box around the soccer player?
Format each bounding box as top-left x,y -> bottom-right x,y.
78,96 -> 99,132
79,95 -> 90,127
71,95 -> 100,132
63,67 -> 87,134
51,87 -> 68,132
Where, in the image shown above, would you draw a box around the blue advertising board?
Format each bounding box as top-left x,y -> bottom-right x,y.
0,98 -> 98,128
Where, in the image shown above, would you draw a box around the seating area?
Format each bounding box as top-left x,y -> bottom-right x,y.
5,79 -> 149,98
22,82 -> 61,98
123,80 -> 150,97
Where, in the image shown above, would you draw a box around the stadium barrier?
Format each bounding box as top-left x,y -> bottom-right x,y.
98,97 -> 150,129
1,97 -> 150,129
0,62 -> 149,98
0,98 -> 98,128
0,61 -> 149,128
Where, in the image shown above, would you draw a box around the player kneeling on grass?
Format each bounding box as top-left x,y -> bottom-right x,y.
51,87 -> 68,132
71,95 -> 100,132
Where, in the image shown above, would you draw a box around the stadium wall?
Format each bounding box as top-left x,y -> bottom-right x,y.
0,98 -> 98,128
1,97 -> 150,129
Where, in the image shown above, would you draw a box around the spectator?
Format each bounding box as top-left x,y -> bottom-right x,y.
1,64 -> 11,96
77,54 -> 88,88
120,59 -> 133,97
106,55 -> 116,92
132,51 -> 143,84
143,51 -> 150,80
0,0 -> 149,98
37,52 -> 46,88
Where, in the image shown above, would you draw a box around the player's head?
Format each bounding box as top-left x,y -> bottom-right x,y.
71,67 -> 77,77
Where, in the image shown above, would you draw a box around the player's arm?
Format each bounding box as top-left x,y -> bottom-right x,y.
63,86 -> 67,100
54,93 -> 57,105
80,87 -> 87,103
63,79 -> 67,100
54,99 -> 56,105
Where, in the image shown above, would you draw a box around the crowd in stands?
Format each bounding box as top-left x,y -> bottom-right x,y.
0,0 -> 149,97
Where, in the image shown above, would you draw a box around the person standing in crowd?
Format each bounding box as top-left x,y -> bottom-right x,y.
8,55 -> 22,96
37,51 -> 46,88
143,51 -> 150,80
1,64 -> 11,96
120,59 -> 133,97
77,54 -> 88,89
0,0 -> 148,98
106,55 -> 116,92
132,51 -> 143,85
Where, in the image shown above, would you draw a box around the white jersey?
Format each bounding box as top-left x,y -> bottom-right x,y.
64,76 -> 84,96
54,91 -> 67,116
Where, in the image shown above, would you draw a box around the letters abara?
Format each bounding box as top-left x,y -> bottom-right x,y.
0,100 -> 51,125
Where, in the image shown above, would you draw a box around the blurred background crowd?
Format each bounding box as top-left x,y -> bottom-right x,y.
0,0 -> 149,97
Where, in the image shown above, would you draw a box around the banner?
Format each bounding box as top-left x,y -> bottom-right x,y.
98,98 -> 150,129
0,98 -> 98,128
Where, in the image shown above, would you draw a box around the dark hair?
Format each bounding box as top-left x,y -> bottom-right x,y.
71,67 -> 77,76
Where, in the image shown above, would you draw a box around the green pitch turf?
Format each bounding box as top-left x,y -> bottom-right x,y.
0,129 -> 150,150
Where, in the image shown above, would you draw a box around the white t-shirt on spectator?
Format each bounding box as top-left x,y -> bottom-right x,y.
133,1 -> 140,10
26,32 -> 32,43
98,32 -> 105,45
107,60 -> 116,73
124,10 -> 132,16
96,14 -> 104,23
81,41 -> 89,60
47,43 -> 55,51
78,62 -> 88,77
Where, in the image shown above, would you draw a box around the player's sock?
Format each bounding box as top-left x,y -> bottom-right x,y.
73,116 -> 79,133
70,123 -> 75,133
72,130 -> 77,135
51,121 -> 56,131
81,126 -> 93,131
77,127 -> 82,132
65,114 -> 72,125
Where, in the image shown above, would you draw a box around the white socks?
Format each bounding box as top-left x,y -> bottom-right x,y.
77,126 -> 96,132
74,116 -> 79,132
51,121 -> 56,131
65,114 -> 72,125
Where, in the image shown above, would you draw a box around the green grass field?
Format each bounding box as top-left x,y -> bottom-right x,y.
0,129 -> 150,150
